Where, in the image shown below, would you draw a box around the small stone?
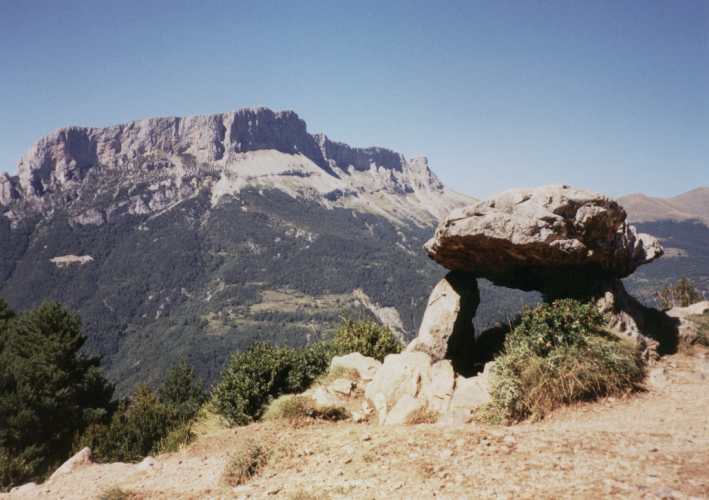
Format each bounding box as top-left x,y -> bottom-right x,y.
329,378 -> 355,396
362,434 -> 372,442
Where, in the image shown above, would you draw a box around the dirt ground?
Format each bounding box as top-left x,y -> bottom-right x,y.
5,348 -> 709,500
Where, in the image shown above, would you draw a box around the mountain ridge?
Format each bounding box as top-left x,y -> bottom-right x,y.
1,107 -> 471,228
619,187 -> 709,225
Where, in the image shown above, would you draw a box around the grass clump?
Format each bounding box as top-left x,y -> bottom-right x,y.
689,311 -> 709,347
404,406 -> 439,425
263,395 -> 349,423
222,440 -> 269,486
98,487 -> 139,500
485,299 -> 644,422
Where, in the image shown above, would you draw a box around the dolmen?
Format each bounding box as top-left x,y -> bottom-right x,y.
365,185 -> 680,425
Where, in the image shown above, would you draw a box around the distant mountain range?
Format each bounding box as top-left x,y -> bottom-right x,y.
0,108 -> 705,393
619,188 -> 709,304
619,188 -> 709,225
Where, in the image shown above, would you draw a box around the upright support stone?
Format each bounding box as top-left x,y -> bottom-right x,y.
406,271 -> 479,374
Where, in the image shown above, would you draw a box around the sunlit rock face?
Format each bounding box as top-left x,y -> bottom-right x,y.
425,185 -> 663,293
7,107 -> 472,228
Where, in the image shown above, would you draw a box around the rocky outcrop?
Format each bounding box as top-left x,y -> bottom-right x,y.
363,351 -> 495,425
48,447 -> 92,482
0,173 -> 19,205
425,185 -> 662,292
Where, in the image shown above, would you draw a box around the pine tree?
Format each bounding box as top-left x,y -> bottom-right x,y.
158,358 -> 206,422
0,302 -> 114,489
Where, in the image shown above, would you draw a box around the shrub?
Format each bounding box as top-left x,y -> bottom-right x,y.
0,302 -> 114,490
211,342 -> 332,425
211,317 -> 400,426
485,299 -> 644,422
263,395 -> 348,423
222,440 -> 269,486
655,278 -> 704,310
330,318 -> 402,362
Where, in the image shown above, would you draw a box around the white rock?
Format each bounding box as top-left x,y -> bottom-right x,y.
330,352 -> 382,381
10,482 -> 38,494
448,362 -> 495,422
364,351 -> 432,423
329,378 -> 355,396
422,360 -> 456,414
384,394 -> 426,425
49,447 -> 92,482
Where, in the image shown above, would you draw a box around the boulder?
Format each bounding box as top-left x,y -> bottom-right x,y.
329,378 -> 355,396
384,395 -> 427,425
406,271 -> 479,372
48,447 -> 92,482
422,360 -> 456,414
364,351 -> 432,423
425,185 -> 663,292
307,386 -> 345,407
443,362 -> 494,424
330,352 -> 382,381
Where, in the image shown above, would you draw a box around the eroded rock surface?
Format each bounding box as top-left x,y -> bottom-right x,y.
425,185 -> 663,292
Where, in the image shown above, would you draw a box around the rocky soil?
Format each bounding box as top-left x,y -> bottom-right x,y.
6,347 -> 709,500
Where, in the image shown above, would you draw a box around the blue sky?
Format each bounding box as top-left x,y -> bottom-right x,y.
1,1 -> 706,198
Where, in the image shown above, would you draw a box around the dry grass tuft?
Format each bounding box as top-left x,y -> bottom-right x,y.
404,406 -> 439,425
263,395 -> 349,424
98,487 -> 141,500
221,440 -> 269,486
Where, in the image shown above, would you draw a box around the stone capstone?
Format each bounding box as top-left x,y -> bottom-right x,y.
425,185 -> 663,291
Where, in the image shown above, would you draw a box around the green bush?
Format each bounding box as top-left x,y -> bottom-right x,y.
211,342 -> 331,425
656,278 -> 704,310
211,318 -> 401,426
330,318 -> 402,362
0,301 -> 114,490
485,299 -> 644,422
